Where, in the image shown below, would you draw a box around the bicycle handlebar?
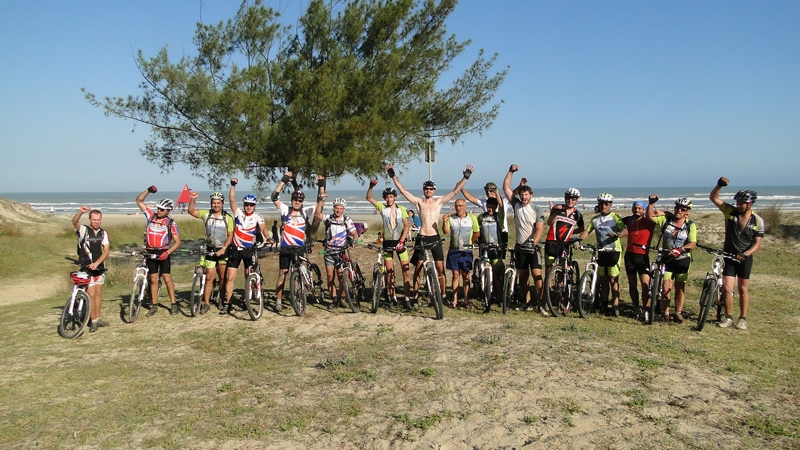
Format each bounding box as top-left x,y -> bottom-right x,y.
696,244 -> 738,260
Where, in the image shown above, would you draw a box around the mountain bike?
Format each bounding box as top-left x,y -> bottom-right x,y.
366,243 -> 390,313
128,251 -> 162,323
324,243 -> 365,313
185,249 -> 222,317
644,247 -> 674,325
471,243 -> 501,312
412,239 -> 445,320
58,271 -> 91,339
695,244 -> 738,331
285,244 -> 324,317
502,243 -> 539,314
544,238 -> 581,317
242,244 -> 268,321
575,244 -> 618,318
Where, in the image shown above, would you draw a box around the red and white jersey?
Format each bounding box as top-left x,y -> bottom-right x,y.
143,207 -> 178,250
232,207 -> 265,248
279,204 -> 316,247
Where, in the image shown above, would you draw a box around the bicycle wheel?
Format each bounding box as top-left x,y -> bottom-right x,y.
353,263 -> 366,310
59,291 -> 91,339
244,273 -> 263,320
502,270 -> 514,314
482,266 -> 492,310
308,263 -> 324,304
471,258 -> 482,299
568,261 -> 580,314
695,277 -> 715,332
544,266 -> 564,317
370,265 -> 383,314
340,270 -> 360,313
288,270 -> 307,317
577,270 -> 595,318
647,270 -> 662,325
189,268 -> 203,317
425,265 -> 444,320
128,276 -> 145,323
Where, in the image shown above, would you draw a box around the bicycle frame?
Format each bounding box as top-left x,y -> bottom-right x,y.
411,239 -> 444,319
59,275 -> 91,339
695,244 -> 737,331
545,239 -> 581,317
128,251 -> 159,323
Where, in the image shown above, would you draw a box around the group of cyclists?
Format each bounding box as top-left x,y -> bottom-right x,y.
72,164 -> 764,333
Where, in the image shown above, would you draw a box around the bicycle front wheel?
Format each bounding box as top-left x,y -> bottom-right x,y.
308,263 -> 324,304
128,276 -> 145,323
695,277 -> 715,331
471,258 -> 482,299
502,270 -> 514,314
577,270 -> 595,318
544,266 -> 565,317
647,269 -> 662,325
370,265 -> 383,314
244,273 -> 263,321
341,270 -> 360,313
425,265 -> 444,320
59,291 -> 90,339
189,268 -> 203,317
353,262 -> 366,310
288,270 -> 307,317
482,266 -> 492,310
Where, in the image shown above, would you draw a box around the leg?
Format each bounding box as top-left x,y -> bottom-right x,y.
216,263 -> 227,303
385,259 -> 396,298
518,269 -> 531,306
148,272 -> 160,305
461,270 -> 470,304
435,260 -> 446,296
674,280 -> 686,321
162,273 -> 176,304
326,264 -> 337,300
532,268 -> 543,307
662,278 -> 673,316
203,267 -> 215,304
87,283 -> 102,321
225,266 -> 238,305
737,277 -> 750,318
610,275 -> 620,307
400,261 -> 411,299
450,269 -> 461,306
275,268 -> 288,301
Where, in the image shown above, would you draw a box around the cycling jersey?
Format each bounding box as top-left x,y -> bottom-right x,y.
447,213 -> 478,251
375,203 -> 407,241
198,210 -> 234,249
721,203 -> 765,254
623,215 -> 656,255
478,211 -> 504,245
143,207 -> 178,250
511,199 -> 545,245
323,213 -> 356,249
77,225 -> 109,273
585,212 -> 625,251
232,207 -> 265,249
651,212 -> 696,260
475,197 -> 513,233
546,208 -> 584,243
278,204 -> 315,247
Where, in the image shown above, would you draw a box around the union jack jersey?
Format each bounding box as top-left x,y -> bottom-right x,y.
232,207 -> 265,248
279,204 -> 316,247
323,214 -> 356,249
143,207 -> 178,250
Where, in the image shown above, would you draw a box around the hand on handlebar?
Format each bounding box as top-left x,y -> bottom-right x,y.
669,248 -> 682,258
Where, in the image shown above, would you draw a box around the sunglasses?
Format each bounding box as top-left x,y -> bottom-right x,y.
423,187 -> 435,191
157,208 -> 167,212
676,207 -> 689,212
244,203 -> 256,207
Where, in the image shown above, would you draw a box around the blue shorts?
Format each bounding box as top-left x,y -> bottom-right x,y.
446,250 -> 473,272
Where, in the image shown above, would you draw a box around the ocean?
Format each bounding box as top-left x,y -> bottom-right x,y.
3,186 -> 800,216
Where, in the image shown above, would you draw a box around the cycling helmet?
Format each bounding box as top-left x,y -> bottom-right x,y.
291,190 -> 305,201
70,271 -> 90,285
156,199 -> 174,210
674,198 -> 693,209
242,194 -> 258,205
422,180 -> 437,189
333,198 -> 347,207
733,190 -> 757,204
382,187 -> 397,197
597,193 -> 614,203
210,191 -> 224,201
565,188 -> 581,198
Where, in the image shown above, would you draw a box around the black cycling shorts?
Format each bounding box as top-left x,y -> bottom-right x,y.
515,244 -> 542,271
722,255 -> 753,280
411,234 -> 444,264
145,249 -> 171,274
227,247 -> 255,269
664,257 -> 691,275
624,252 -> 650,275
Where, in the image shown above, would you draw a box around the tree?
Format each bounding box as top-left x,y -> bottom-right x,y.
84,0 -> 507,189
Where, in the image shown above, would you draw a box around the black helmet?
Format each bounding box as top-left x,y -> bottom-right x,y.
422,180 -> 436,189
291,190 -> 305,201
733,190 -> 757,204
382,187 -> 397,197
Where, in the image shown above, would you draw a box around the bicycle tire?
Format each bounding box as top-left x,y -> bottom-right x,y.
308,263 -> 324,304
341,270 -> 360,313
695,277 -> 715,331
128,276 -> 145,323
648,269 -> 662,325
59,290 -> 91,339
426,265 -> 444,320
471,258 -> 482,299
544,266 -> 565,317
568,261 -> 580,314
502,270 -> 514,314
353,262 -> 366,310
370,265 -> 383,314
577,270 -> 595,318
244,273 -> 263,320
288,270 -> 307,317
482,265 -> 492,310
189,268 -> 203,317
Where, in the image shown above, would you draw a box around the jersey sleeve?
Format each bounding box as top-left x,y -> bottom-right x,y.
470,214 -> 479,232
651,215 -> 667,229
399,205 -> 408,218
613,212 -> 625,232
753,214 -> 766,238
585,216 -> 596,234
226,215 -> 235,232
170,220 -> 179,236
688,222 -> 697,244
345,218 -> 357,234
143,207 -> 155,222
375,203 -> 386,213
102,230 -> 110,246
721,202 -> 736,219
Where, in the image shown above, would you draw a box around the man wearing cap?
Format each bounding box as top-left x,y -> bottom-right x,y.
622,200 -> 658,321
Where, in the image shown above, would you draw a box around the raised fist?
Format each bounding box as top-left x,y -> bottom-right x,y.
509,164 -> 519,173
148,185 -> 158,193
190,192 -> 199,200
230,178 -> 238,186
648,195 -> 659,204
717,177 -> 729,187
369,179 -> 378,188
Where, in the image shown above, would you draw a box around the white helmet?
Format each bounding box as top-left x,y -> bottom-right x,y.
597,193 -> 614,203
156,199 -> 175,210
333,198 -> 347,207
565,188 -> 581,198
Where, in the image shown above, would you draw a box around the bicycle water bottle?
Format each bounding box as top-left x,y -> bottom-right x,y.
199,254 -> 206,266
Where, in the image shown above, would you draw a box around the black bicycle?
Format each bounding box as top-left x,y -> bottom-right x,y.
285,244 -> 324,317
324,242 -> 365,313
544,238 -> 581,317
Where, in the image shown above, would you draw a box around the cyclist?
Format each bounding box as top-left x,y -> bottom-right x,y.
476,196 -> 506,310
136,187 -> 181,316
461,181 -> 512,257
442,199 -> 479,308
366,182 -> 412,307
578,193 -> 627,316
502,164 -> 546,314
545,188 -> 585,308
272,171 -> 325,312
72,206 -> 110,332
709,178 -> 764,330
321,196 -> 359,308
646,196 -> 697,323
221,178 -> 269,315
622,200 -> 658,321
188,191 -> 234,314
386,163 -> 473,305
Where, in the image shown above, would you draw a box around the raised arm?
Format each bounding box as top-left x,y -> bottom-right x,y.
502,165 -> 517,201
229,178 -> 239,213
387,164 -> 420,204
314,174 -> 327,223
461,186 -> 481,207
645,195 -> 659,220
366,179 -> 379,208
271,169 -> 293,210
439,165 -> 474,205
709,176 -> 728,211
135,186 -> 156,212
187,191 -> 201,218
72,206 -> 90,231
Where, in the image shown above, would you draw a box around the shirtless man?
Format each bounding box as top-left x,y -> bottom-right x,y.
386,163 -> 473,304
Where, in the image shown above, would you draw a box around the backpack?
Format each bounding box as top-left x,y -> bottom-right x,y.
204,209 -> 232,249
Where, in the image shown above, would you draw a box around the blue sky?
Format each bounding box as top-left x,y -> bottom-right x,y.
1,0 -> 797,193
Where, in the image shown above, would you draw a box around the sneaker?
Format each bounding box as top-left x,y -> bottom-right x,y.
200,303 -> 210,315
390,296 -> 399,307
538,307 -> 550,317
94,319 -> 109,328
170,303 -> 179,315
613,307 -> 620,318
402,299 -> 412,310
735,318 -> 748,330
718,316 -> 734,328
219,303 -> 230,315
274,300 -> 283,313
90,321 -> 99,333
662,312 -> 670,322
634,307 -> 643,320
146,304 -> 158,317
643,311 -> 649,323
674,312 -> 684,324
